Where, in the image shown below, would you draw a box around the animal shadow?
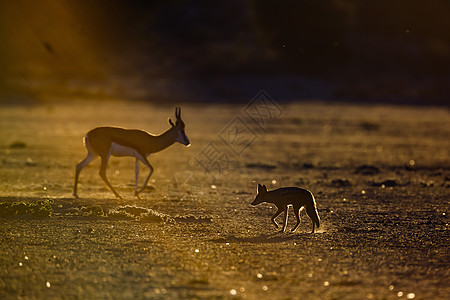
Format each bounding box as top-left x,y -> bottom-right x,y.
210,232 -> 313,244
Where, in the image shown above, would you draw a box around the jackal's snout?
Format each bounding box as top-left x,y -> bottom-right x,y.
250,197 -> 260,206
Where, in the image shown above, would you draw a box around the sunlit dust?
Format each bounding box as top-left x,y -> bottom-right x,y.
0,1 -> 110,94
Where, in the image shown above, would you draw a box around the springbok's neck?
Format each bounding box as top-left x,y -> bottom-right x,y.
148,127 -> 178,154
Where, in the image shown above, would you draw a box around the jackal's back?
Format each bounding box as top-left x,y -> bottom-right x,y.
274,187 -> 316,206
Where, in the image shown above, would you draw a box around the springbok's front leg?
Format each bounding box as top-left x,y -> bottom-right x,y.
135,156 -> 154,197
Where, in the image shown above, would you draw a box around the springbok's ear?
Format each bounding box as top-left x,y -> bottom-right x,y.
168,118 -> 175,127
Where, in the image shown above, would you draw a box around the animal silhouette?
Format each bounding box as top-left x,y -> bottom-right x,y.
73,107 -> 190,199
251,184 -> 320,233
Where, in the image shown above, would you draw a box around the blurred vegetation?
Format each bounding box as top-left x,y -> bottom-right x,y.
0,0 -> 449,103
0,197 -> 54,218
68,205 -> 105,217
108,205 -> 174,223
9,141 -> 27,149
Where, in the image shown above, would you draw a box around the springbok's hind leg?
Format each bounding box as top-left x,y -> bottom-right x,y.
134,158 -> 140,195
73,151 -> 97,198
99,155 -> 122,199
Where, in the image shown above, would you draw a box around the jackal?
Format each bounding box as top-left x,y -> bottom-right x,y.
251,184 -> 320,233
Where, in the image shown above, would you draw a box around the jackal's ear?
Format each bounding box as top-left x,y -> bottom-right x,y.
257,183 -> 263,193
168,118 -> 175,127
258,184 -> 267,193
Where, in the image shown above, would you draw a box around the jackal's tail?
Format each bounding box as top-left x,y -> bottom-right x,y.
306,195 -> 320,230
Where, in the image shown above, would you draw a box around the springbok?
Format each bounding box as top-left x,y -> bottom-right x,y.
73,107 -> 190,199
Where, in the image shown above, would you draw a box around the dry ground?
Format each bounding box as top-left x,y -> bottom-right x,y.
0,99 -> 449,299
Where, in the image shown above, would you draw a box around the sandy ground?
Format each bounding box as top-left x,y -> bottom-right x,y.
0,99 -> 449,299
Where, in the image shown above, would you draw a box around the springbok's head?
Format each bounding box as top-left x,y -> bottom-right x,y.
169,107 -> 190,146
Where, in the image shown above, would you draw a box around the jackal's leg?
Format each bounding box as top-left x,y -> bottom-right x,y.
271,207 -> 283,228
306,205 -> 319,233
281,206 -> 289,232
291,205 -> 302,232
99,155 -> 122,199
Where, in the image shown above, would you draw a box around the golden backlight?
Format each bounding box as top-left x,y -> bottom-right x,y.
0,1 -> 111,95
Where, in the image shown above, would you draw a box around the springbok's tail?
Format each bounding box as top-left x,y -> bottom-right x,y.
83,133 -> 98,155
306,195 -> 320,229
83,134 -> 88,147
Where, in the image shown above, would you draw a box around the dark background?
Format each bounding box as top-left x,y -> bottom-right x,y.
1,0 -> 449,104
